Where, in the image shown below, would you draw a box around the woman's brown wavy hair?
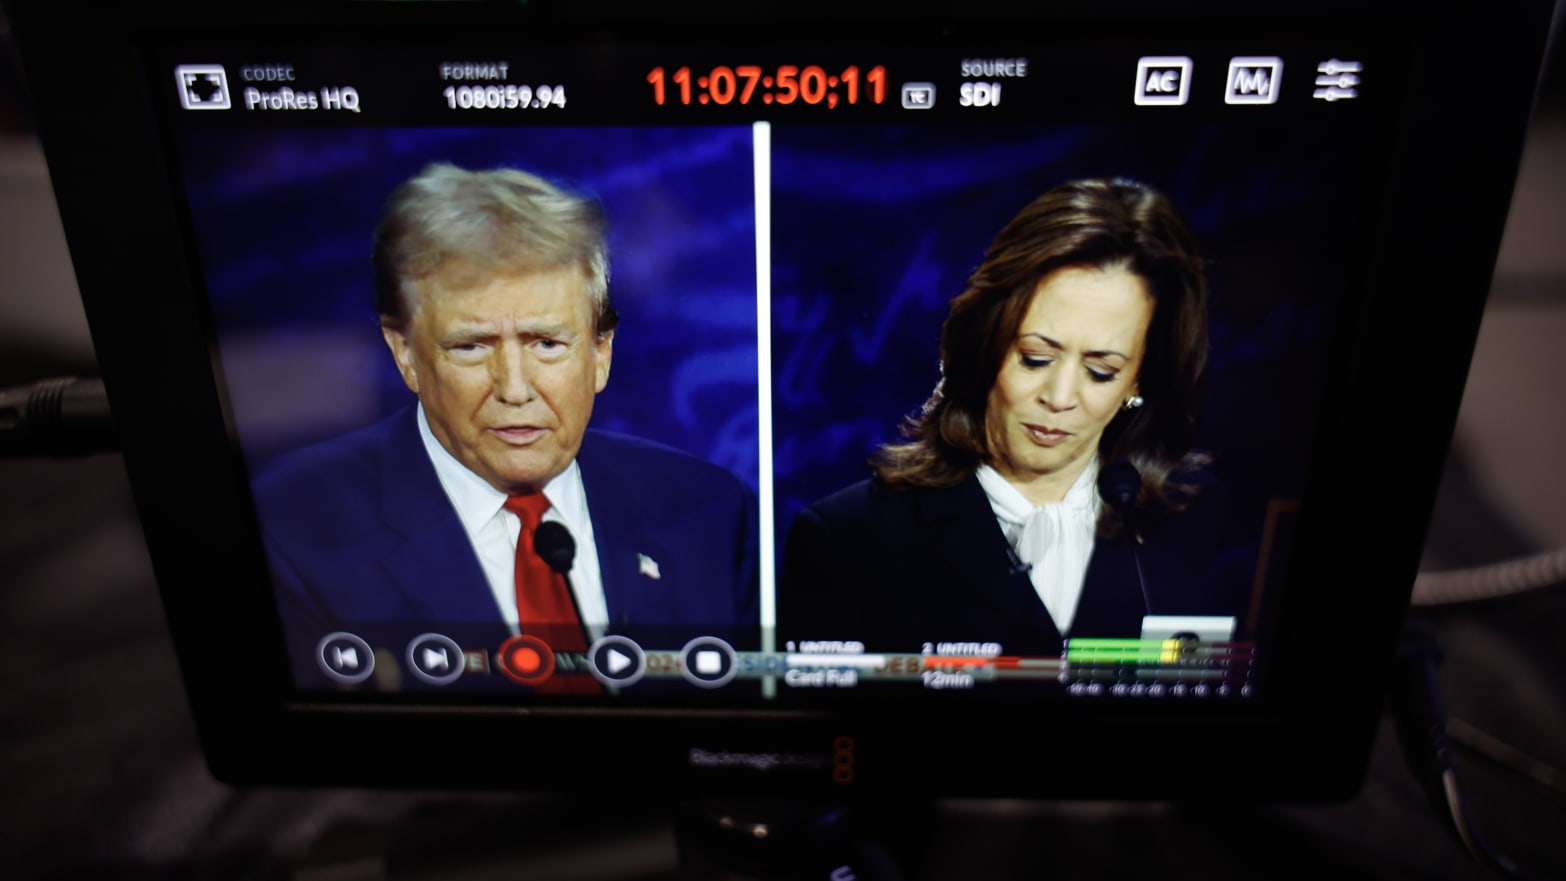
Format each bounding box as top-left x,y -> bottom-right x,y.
872,178 -> 1211,530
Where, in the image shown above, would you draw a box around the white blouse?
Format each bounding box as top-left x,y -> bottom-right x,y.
975,458 -> 1100,635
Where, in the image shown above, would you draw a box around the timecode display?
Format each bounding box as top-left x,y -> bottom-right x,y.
646,65 -> 886,108
442,84 -> 566,111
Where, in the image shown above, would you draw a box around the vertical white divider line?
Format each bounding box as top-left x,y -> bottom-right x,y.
753,120 -> 777,699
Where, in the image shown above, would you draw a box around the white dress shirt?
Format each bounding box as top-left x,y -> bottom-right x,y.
417,405 -> 608,641
976,458 -> 1100,636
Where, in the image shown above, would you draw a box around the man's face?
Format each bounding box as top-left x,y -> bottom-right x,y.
383,265 -> 612,495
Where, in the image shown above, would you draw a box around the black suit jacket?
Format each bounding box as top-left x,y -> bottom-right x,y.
778,473 -> 1255,658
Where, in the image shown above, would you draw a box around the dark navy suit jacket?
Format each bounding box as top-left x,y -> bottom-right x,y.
778,473 -> 1256,659
253,407 -> 760,689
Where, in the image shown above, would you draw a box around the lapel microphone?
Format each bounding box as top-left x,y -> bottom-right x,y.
1005,545 -> 1032,577
1097,460 -> 1153,616
535,520 -> 597,641
534,521 -> 576,576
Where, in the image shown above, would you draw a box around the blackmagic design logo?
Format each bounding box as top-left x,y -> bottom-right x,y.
687,748 -> 829,773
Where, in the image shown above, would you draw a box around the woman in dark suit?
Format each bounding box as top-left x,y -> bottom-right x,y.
779,178 -> 1242,658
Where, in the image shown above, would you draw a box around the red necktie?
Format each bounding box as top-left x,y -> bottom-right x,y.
503,493 -> 598,694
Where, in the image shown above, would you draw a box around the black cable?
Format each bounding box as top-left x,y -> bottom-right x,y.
1389,625 -> 1549,881
1447,716 -> 1566,810
0,376 -> 117,457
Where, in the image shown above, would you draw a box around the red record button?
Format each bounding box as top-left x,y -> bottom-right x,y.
497,634 -> 556,685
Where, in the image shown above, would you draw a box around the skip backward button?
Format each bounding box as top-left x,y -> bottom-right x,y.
317,632 -> 374,685
588,635 -> 647,688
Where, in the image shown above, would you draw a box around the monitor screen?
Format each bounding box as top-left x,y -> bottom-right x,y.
11,0 -> 1552,796
175,46 -> 1358,701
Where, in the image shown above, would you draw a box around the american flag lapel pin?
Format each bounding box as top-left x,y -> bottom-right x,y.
637,553 -> 662,580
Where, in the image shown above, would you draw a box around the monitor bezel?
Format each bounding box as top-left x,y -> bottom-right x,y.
8,0 -> 1553,798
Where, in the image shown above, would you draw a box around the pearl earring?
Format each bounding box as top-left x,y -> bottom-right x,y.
1124,395 -> 1144,410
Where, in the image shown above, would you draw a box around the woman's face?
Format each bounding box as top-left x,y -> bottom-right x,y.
985,264 -> 1153,504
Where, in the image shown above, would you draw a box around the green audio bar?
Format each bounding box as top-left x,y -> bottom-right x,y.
1068,639 -> 1172,650
1068,638 -> 1178,664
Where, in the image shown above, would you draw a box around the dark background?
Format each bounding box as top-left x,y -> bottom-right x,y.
186,112 -> 1379,652
769,120 -> 1368,536
2,10 -> 1564,881
766,119 -> 1373,645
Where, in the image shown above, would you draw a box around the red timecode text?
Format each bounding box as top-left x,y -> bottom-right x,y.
646,65 -> 886,109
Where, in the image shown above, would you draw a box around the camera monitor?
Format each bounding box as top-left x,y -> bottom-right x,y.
10,0 -> 1553,797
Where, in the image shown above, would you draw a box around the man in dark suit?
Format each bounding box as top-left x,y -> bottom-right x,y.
254,163 -> 759,692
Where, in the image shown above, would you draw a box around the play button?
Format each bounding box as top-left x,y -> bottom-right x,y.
588,635 -> 646,687
606,649 -> 632,674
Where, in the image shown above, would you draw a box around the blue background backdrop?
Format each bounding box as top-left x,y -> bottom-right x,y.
768,120 -> 1375,572
177,125 -> 761,489
178,118 -> 1375,597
